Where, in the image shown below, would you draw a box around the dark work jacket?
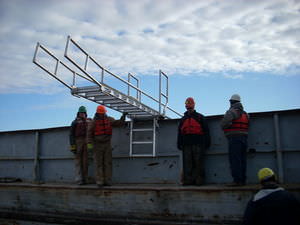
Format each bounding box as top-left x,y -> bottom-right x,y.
69,115 -> 91,145
243,186 -> 300,225
177,110 -> 211,150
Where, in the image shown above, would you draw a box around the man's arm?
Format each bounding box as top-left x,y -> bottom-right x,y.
110,113 -> 127,127
242,200 -> 256,225
87,120 -> 95,143
177,119 -> 183,150
220,109 -> 236,129
69,120 -> 76,145
201,115 -> 211,149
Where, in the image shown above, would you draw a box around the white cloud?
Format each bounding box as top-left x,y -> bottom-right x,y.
0,0 -> 299,94
223,74 -> 244,79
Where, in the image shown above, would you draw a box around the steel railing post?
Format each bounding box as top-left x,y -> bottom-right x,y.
274,113 -> 284,183
33,131 -> 40,182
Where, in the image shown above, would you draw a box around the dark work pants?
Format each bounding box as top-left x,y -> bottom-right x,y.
74,138 -> 88,183
182,144 -> 205,185
227,135 -> 248,183
93,137 -> 112,185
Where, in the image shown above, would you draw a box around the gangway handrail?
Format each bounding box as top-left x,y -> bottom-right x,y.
33,42 -> 157,117
159,70 -> 168,116
128,73 -> 141,101
64,35 -> 182,117
65,35 -> 161,110
33,36 -> 182,118
33,42 -> 95,89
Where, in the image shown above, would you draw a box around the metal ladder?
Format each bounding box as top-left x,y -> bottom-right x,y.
33,35 -> 181,157
129,118 -> 158,157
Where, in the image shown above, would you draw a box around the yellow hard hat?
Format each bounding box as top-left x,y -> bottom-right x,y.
258,168 -> 275,182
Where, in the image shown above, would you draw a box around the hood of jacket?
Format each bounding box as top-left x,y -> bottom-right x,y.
230,102 -> 244,111
253,187 -> 284,202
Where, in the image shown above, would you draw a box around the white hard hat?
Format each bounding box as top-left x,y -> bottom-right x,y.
230,94 -> 241,102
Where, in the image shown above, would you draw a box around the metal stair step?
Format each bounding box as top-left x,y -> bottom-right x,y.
132,128 -> 153,132
132,141 -> 153,145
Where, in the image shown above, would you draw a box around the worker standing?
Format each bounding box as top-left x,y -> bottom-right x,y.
87,105 -> 127,187
221,94 -> 249,186
69,106 -> 91,185
177,97 -> 211,185
243,168 -> 300,225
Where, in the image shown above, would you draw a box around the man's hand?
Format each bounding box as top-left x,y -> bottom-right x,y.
87,143 -> 93,151
122,112 -> 128,118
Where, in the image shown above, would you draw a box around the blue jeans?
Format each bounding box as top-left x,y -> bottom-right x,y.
227,135 -> 248,183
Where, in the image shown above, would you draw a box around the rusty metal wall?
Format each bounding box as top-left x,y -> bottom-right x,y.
0,183 -> 299,225
0,109 -> 299,184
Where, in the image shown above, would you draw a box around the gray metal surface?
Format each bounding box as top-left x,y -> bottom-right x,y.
0,183 -> 299,225
0,109 -> 300,225
0,109 -> 299,184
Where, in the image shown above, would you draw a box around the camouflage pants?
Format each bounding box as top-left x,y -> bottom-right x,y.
74,138 -> 88,183
93,137 -> 112,185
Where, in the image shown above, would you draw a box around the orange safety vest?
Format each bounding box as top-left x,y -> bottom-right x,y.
181,117 -> 204,135
224,112 -> 249,132
94,117 -> 112,135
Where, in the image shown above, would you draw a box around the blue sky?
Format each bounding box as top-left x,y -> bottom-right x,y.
0,0 -> 299,131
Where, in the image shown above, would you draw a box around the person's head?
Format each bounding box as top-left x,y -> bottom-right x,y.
229,94 -> 241,105
258,168 -> 277,186
185,97 -> 195,112
77,106 -> 87,118
96,105 -> 107,115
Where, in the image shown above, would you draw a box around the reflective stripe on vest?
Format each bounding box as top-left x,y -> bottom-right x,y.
181,117 -> 204,135
74,119 -> 87,137
224,112 -> 249,132
94,118 -> 112,135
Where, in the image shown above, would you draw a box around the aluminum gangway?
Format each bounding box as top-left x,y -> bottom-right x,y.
33,36 -> 181,156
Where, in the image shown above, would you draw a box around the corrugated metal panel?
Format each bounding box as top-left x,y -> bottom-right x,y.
0,109 -> 299,184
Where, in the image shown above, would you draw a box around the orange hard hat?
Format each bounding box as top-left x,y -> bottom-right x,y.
185,97 -> 195,109
96,105 -> 107,114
